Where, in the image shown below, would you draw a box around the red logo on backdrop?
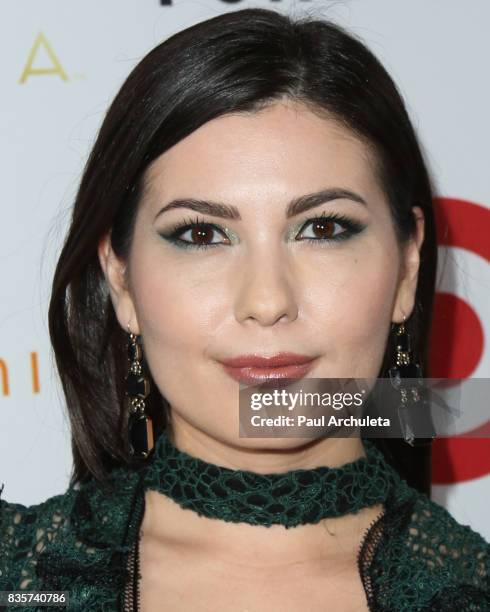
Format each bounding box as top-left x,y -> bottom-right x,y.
430,198 -> 490,484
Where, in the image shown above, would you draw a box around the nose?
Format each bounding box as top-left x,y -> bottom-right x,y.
234,249 -> 299,326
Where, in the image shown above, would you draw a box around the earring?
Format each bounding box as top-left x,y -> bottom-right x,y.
388,315 -> 435,446
125,325 -> 154,459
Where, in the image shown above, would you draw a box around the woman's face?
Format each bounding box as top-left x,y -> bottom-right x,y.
99,100 -> 424,455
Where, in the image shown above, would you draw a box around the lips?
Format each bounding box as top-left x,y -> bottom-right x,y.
219,352 -> 317,384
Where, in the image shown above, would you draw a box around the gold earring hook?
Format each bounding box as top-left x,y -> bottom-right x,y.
127,321 -> 137,339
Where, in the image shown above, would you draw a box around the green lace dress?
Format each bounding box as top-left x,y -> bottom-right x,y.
1,433 -> 489,611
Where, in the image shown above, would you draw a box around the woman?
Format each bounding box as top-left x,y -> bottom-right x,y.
1,7 -> 488,611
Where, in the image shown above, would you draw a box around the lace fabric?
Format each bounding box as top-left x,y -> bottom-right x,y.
1,440 -> 489,611
141,430 -> 399,527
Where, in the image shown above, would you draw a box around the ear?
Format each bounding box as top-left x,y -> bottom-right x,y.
97,232 -> 140,334
392,206 -> 425,323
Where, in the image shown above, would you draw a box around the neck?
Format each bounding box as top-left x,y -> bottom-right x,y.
139,422 -> 393,568
141,488 -> 383,569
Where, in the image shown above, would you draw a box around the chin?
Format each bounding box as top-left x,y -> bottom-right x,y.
233,436 -> 320,451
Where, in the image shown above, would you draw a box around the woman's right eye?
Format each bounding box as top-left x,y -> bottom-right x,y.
160,217 -> 231,250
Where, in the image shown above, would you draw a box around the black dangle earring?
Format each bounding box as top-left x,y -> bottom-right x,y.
388,315 -> 436,447
125,325 -> 154,459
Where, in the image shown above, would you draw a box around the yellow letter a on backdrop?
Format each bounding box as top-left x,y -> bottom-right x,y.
19,32 -> 68,83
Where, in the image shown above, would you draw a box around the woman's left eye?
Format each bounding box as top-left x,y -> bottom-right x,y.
296,215 -> 362,243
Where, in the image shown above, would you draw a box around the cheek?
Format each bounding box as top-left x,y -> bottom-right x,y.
128,245 -> 223,361
345,264 -> 395,359
304,238 -> 400,373
127,242 -> 239,434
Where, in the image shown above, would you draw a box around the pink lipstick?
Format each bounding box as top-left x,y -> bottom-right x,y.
218,352 -> 317,384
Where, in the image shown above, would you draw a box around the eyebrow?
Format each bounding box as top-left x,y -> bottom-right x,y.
153,187 -> 367,222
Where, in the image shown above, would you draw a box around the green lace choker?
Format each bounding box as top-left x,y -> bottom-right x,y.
142,429 -> 400,529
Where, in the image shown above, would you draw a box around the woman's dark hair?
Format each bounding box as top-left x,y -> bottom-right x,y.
48,7 -> 437,491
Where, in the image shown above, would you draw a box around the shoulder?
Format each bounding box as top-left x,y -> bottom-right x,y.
0,483 -> 78,590
376,481 -> 490,610
0,466 -> 143,607
408,489 -> 489,556
407,489 -> 489,581
408,490 -> 490,609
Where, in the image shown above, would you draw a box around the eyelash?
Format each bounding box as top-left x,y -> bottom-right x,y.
160,212 -> 365,251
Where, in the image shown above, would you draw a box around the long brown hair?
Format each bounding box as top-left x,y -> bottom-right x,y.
48,7 -> 437,491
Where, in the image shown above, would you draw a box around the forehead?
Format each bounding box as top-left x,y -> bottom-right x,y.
143,101 -> 382,210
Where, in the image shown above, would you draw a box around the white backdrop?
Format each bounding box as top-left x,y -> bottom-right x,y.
1,0 -> 489,541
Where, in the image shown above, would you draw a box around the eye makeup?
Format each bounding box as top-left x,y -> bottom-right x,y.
157,211 -> 366,251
